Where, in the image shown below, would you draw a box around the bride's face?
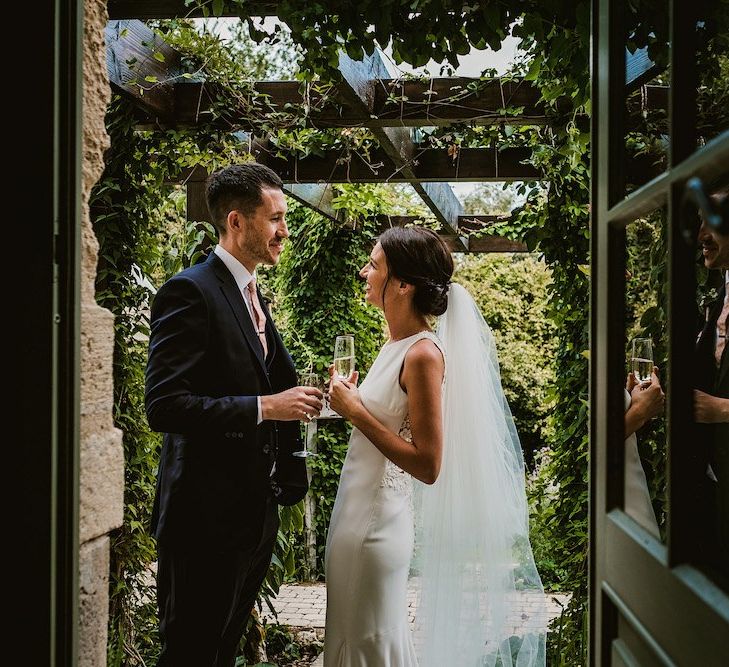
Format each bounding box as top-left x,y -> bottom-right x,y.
360,243 -> 391,309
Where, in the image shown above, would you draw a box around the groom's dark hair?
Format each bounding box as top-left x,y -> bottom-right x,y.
379,226 -> 454,316
205,163 -> 283,235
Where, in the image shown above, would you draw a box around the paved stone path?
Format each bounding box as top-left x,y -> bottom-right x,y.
262,582 -> 569,666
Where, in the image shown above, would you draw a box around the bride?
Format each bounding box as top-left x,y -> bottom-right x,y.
324,226 -> 546,666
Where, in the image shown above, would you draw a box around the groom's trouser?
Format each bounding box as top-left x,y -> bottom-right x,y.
156,498 -> 279,667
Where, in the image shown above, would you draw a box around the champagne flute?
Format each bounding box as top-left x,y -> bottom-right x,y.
631,337 -> 654,383
293,371 -> 320,458
333,335 -> 356,381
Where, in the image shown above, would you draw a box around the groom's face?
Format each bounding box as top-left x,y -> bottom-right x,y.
698,218 -> 729,270
237,187 -> 289,269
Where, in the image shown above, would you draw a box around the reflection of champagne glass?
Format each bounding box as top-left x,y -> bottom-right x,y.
631,338 -> 654,382
333,335 -> 355,380
293,372 -> 320,459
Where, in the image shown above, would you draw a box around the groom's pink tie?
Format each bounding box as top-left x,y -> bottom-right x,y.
247,277 -> 268,358
716,290 -> 729,366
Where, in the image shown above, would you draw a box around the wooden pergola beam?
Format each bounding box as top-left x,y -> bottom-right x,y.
125,76 -> 669,131
337,50 -> 466,249
178,144 -> 539,183
376,214 -> 528,252
256,145 -> 538,182
377,214 -> 509,229
165,78 -> 556,129
105,19 -> 181,119
284,184 -> 342,224
444,235 -> 528,253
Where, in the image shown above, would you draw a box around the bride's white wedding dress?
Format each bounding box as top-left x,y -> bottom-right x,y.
324,331 -> 441,666
324,284 -> 545,667
623,389 -> 661,538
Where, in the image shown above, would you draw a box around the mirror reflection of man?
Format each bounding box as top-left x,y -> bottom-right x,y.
695,192 -> 729,577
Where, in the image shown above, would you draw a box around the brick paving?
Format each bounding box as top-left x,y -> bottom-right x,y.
262,582 -> 569,665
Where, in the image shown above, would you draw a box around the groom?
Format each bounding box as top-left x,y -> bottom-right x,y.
694,192 -> 729,574
145,163 -> 323,666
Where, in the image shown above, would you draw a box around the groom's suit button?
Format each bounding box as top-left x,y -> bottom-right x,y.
238,432 -> 245,437
262,444 -> 271,455
224,432 -> 231,438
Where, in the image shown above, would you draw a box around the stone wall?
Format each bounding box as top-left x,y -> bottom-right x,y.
79,1 -> 124,664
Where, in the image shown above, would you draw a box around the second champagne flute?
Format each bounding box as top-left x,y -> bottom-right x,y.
293,371 -> 320,458
333,334 -> 356,381
631,337 -> 653,383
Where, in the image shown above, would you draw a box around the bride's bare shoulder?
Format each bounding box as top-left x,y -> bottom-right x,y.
403,337 -> 445,377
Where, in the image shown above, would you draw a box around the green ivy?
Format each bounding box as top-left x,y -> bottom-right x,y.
454,254 -> 557,464
268,187 -> 391,577
103,5 -> 599,662
91,97 -> 310,665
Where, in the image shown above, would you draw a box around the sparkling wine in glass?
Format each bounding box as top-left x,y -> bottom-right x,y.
631,337 -> 654,383
293,371 -> 320,459
333,335 -> 356,381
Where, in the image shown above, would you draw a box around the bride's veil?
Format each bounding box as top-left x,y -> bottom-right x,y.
411,282 -> 547,666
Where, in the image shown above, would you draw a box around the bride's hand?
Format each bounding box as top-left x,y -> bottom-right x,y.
327,364 -> 359,386
328,373 -> 361,420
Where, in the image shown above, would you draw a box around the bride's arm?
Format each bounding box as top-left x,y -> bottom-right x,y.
329,339 -> 444,484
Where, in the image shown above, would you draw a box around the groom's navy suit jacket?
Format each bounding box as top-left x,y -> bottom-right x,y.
145,252 -> 307,551
696,284 -> 729,469
695,283 -> 729,568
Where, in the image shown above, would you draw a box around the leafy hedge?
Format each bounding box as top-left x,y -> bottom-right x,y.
454,254 -> 557,466
267,187 -> 395,577
98,4 -> 599,663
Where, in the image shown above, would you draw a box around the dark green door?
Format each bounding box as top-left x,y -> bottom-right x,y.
591,0 -> 729,664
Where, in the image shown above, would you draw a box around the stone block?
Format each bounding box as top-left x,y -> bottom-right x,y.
80,429 -> 124,543
78,536 -> 110,667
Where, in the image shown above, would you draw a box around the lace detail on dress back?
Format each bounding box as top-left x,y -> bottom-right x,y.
380,415 -> 414,494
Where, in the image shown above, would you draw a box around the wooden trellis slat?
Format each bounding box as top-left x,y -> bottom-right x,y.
377,215 -> 528,252
284,184 -> 343,224
106,20 -> 181,118
337,50 -> 467,250
251,144 -> 538,183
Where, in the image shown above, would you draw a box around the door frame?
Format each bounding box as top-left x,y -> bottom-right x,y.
590,0 -> 729,663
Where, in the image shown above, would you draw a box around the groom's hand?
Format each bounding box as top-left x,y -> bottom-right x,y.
261,386 -> 324,422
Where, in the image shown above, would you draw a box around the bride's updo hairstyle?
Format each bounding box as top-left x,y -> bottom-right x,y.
378,226 -> 454,316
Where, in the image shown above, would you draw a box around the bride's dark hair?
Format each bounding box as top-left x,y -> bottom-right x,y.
378,226 -> 454,316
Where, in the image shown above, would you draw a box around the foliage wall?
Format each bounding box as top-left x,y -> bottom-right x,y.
101,2 -> 599,662
454,254 -> 556,465
91,98 -> 312,664
267,190 -> 389,576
